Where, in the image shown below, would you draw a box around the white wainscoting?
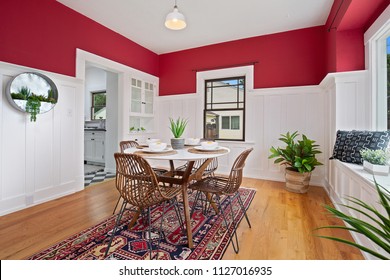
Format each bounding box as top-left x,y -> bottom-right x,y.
321,70 -> 390,259
0,62 -> 84,216
156,85 -> 326,185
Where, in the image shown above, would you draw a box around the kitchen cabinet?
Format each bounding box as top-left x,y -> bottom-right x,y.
129,78 -> 155,133
84,130 -> 105,164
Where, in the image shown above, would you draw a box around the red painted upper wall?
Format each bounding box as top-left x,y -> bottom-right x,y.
325,0 -> 388,73
338,0 -> 390,31
159,26 -> 327,96
0,0 -> 159,77
0,0 -> 388,95
161,0 -> 389,96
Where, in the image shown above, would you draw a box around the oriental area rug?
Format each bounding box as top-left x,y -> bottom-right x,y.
29,188 -> 256,260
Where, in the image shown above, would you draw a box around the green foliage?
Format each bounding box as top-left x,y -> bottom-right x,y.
360,148 -> 389,165
25,94 -> 41,122
268,131 -> 323,173
19,86 -> 32,99
316,180 -> 390,260
11,93 -> 27,100
169,117 -> 188,138
12,87 -> 57,103
10,86 -> 58,121
93,93 -> 106,106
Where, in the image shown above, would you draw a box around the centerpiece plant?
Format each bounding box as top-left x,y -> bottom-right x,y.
169,117 -> 188,149
268,131 -> 322,193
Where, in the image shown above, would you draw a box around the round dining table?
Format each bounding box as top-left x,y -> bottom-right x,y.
124,145 -> 230,248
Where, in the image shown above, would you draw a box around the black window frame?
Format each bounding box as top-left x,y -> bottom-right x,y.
203,76 -> 245,141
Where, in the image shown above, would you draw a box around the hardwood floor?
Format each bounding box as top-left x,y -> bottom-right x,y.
0,178 -> 363,260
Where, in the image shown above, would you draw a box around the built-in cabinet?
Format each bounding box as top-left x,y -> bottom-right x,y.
129,78 -> 155,135
84,131 -> 105,164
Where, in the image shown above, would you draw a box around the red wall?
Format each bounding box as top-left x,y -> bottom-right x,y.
336,29 -> 365,72
325,0 -> 388,73
0,0 -> 159,77
159,26 -> 327,96
0,0 -> 388,96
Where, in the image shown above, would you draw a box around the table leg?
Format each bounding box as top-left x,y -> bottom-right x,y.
181,161 -> 195,248
163,160 -> 195,248
181,183 -> 193,248
127,210 -> 141,230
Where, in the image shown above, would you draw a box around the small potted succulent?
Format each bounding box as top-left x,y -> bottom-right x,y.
360,148 -> 389,175
169,117 -> 188,149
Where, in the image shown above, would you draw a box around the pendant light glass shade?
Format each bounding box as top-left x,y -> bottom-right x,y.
165,5 -> 186,30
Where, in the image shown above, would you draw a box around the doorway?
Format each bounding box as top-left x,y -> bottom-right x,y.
83,64 -> 120,187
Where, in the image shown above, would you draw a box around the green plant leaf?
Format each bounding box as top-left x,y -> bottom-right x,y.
269,131 -> 322,173
315,235 -> 389,260
316,180 -> 390,260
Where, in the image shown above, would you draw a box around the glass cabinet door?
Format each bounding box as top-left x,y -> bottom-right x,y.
131,78 -> 142,113
144,82 -> 154,115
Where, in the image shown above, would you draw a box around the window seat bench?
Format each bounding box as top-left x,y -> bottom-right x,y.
326,159 -> 390,259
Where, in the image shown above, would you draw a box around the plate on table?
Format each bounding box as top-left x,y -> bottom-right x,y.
193,146 -> 222,151
142,148 -> 173,153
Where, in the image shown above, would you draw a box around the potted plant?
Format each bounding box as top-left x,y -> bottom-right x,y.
268,131 -> 323,193
360,148 -> 389,175
316,180 -> 390,260
169,117 -> 188,149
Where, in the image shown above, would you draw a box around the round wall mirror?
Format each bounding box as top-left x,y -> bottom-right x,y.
5,72 -> 58,121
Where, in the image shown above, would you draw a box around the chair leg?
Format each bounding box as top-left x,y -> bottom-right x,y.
227,196 -> 240,254
172,197 -> 185,233
104,201 -> 127,258
156,201 -> 168,259
215,195 -> 239,254
146,207 -> 153,260
112,195 -> 122,214
236,192 -> 251,228
190,190 -> 202,218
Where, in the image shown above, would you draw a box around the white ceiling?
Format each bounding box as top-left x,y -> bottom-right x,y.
57,0 -> 334,55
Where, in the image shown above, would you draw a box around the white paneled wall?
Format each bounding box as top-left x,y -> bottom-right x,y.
156,85 -> 326,186
321,70 -> 390,259
0,62 -> 84,216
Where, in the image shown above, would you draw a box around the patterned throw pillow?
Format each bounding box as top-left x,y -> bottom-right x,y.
330,130 -> 390,164
330,130 -> 349,160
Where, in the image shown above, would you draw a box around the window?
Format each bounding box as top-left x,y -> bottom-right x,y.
221,116 -> 240,130
91,91 -> 106,120
369,10 -> 390,130
387,36 -> 390,129
204,77 -> 245,141
231,116 -> 240,130
221,116 -> 230,129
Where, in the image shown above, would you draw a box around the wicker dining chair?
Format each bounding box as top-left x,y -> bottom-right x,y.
188,148 -> 253,254
111,141 -> 140,214
119,140 -> 139,152
105,153 -> 183,259
113,140 -> 169,214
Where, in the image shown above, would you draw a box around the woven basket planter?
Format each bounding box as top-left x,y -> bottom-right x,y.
285,168 -> 312,194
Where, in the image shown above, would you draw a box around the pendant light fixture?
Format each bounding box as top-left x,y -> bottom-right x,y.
165,0 -> 186,30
